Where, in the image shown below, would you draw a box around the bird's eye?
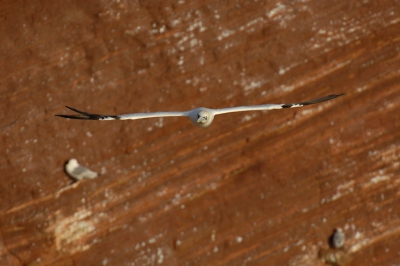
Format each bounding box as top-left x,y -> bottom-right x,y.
197,114 -> 200,118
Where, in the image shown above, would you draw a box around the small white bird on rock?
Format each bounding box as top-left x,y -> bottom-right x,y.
329,227 -> 345,249
65,158 -> 99,181
56,93 -> 344,128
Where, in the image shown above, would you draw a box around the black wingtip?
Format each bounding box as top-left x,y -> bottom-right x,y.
324,92 -> 346,99
56,106 -> 119,120
55,114 -> 92,120
65,106 -> 78,111
282,93 -> 345,108
305,93 -> 345,104
55,106 -> 97,120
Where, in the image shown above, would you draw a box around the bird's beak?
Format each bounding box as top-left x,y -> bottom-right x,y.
197,116 -> 207,123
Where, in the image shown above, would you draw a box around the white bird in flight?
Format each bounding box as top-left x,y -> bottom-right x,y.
56,93 -> 344,128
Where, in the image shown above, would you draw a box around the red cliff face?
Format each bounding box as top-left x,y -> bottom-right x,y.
1,1 -> 399,265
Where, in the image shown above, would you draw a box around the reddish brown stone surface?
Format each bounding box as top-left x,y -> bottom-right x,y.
1,1 -> 400,265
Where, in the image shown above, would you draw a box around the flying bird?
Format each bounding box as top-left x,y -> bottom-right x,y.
65,158 -> 99,181
56,93 -> 344,128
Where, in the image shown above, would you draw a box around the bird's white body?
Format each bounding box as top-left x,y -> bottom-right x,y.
57,93 -> 344,128
65,158 -> 99,180
330,227 -> 345,249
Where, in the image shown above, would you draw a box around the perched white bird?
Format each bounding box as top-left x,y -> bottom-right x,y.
65,158 -> 99,181
56,93 -> 344,128
329,227 -> 345,249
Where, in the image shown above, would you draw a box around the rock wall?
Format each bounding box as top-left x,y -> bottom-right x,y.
1,0 -> 399,265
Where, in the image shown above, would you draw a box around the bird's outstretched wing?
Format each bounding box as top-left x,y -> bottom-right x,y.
56,106 -> 188,121
281,93 -> 345,108
213,93 -> 345,115
56,106 -> 120,120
